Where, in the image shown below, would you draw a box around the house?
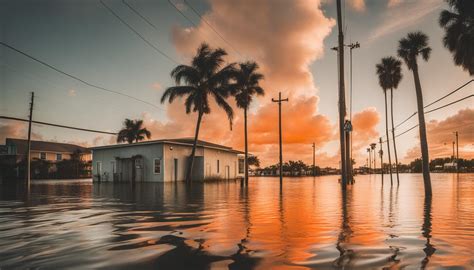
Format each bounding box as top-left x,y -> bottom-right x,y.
2,138 -> 91,162
0,138 -> 92,179
90,138 -> 245,182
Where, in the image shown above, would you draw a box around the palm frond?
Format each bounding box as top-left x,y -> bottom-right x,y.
161,86 -> 195,104
170,65 -> 200,85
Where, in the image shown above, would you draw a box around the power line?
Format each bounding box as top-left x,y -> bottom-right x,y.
424,79 -> 473,108
100,0 -> 178,64
183,0 -> 243,58
0,41 -> 165,111
392,80 -> 473,131
382,94 -> 473,142
425,94 -> 473,114
168,0 -> 197,26
122,0 -> 161,34
0,116 -> 118,135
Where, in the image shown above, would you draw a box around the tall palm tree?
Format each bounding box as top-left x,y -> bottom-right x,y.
376,58 -> 394,185
376,57 -> 403,185
398,31 -> 432,197
439,0 -> 474,75
117,119 -> 151,144
229,61 -> 265,185
161,43 -> 235,183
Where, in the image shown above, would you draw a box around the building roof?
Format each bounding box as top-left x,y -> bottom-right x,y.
5,138 -> 91,154
90,138 -> 244,154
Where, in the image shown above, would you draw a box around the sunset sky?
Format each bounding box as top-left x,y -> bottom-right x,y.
1,0 -> 472,167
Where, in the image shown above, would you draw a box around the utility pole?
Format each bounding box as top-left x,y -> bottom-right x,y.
379,137 -> 384,183
347,42 -> 360,184
452,141 -> 455,162
454,131 -> 459,173
371,143 -> 376,174
26,92 -> 35,188
336,0 -> 347,188
312,142 -> 315,176
272,92 -> 288,187
367,148 -> 371,174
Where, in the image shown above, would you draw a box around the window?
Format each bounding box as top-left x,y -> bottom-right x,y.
154,158 -> 161,174
56,153 -> 62,161
238,158 -> 244,174
217,160 -> 220,173
40,152 -> 46,160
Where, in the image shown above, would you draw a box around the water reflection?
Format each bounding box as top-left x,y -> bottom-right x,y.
0,174 -> 473,269
421,196 -> 435,269
334,188 -> 353,267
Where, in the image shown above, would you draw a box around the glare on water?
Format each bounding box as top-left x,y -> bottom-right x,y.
0,173 -> 473,269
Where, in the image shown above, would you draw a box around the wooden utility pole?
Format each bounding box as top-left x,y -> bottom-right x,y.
336,0 -> 348,188
452,141 -> 455,162
371,143 -> 376,174
367,148 -> 371,174
26,92 -> 35,187
454,131 -> 459,173
379,137 -> 384,183
312,142 -> 315,176
272,92 -> 288,187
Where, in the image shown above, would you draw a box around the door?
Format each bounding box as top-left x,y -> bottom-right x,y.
174,158 -> 178,181
225,165 -> 230,180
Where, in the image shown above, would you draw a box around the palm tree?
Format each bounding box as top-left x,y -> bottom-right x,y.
161,43 -> 235,183
247,155 -> 261,168
376,56 -> 402,185
229,61 -> 265,185
439,0 -> 474,75
398,31 -> 432,197
117,119 -> 151,144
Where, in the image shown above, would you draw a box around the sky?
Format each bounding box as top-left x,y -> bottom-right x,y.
0,0 -> 473,168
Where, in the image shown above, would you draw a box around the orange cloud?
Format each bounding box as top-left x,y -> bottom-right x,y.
403,108 -> 474,162
171,0 -> 334,96
350,107 -> 381,166
144,0 -> 338,167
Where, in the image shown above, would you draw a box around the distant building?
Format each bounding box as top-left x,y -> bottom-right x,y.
2,138 -> 91,163
91,138 -> 245,182
443,162 -> 457,170
0,138 -> 92,180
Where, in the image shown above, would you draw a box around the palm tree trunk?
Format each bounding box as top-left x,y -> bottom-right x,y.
244,107 -> 249,186
390,88 -> 400,185
412,63 -> 432,197
186,110 -> 204,184
384,90 -> 393,185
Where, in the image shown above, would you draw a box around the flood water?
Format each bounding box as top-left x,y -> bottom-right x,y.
0,174 -> 473,269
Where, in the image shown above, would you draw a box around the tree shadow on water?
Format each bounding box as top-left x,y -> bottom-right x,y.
151,234 -> 261,270
421,196 -> 435,269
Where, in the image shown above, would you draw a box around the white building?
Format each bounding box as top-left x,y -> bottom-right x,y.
91,138 -> 245,182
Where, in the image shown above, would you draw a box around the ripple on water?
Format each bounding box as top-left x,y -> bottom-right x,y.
0,174 -> 473,269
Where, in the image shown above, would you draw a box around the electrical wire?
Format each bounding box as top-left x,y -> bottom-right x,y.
389,79 -> 473,132
100,0 -> 178,64
382,94 -> 473,142
0,41 -> 165,111
122,0 -> 160,33
0,116 -> 118,135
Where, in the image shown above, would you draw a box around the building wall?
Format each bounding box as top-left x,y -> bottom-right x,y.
163,143 -> 204,182
92,143 -> 243,182
203,148 -> 244,180
92,144 -> 164,182
31,151 -> 72,162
